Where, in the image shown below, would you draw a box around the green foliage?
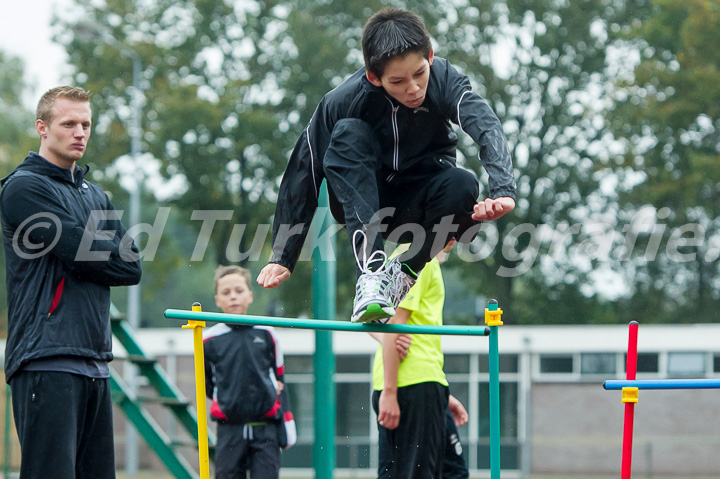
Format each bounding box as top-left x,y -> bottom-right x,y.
411,0 -> 653,324
0,50 -> 37,334
0,51 -> 35,176
609,0 -> 720,323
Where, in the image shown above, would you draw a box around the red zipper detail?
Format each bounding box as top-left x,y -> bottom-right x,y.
48,277 -> 65,315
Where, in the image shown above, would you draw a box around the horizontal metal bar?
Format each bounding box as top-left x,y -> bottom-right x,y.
164,309 -> 490,336
604,379 -> 720,390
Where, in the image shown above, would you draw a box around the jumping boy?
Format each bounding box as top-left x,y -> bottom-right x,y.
257,8 -> 516,323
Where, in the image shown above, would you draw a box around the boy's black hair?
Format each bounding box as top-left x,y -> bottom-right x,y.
362,8 -> 432,79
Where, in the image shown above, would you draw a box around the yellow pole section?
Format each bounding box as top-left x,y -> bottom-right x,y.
182,302 -> 209,479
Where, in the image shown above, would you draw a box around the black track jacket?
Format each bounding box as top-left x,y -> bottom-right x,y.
270,57 -> 516,272
203,323 -> 287,424
1,152 -> 142,381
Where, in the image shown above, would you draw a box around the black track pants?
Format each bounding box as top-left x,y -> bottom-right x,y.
323,119 -> 479,275
10,371 -> 115,479
214,422 -> 280,479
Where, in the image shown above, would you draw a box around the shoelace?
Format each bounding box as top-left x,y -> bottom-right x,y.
352,230 -> 393,306
352,229 -> 388,276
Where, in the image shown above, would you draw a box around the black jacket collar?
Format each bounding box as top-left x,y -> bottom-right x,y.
1,152 -> 89,188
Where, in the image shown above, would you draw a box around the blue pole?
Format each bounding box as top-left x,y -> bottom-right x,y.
604,379 -> 720,390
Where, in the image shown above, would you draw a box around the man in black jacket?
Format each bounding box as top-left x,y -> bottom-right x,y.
0,86 -> 142,479
257,8 -> 516,323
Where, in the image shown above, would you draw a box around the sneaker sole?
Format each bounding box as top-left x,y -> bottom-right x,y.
351,304 -> 395,323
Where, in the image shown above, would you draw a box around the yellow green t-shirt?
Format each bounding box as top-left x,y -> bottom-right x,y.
372,255 -> 448,391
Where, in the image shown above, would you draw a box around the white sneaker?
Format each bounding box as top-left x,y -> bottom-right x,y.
386,258 -> 417,308
351,230 -> 395,323
351,268 -> 396,323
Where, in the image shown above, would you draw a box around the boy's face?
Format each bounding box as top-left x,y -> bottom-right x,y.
438,238 -> 456,264
366,50 -> 434,109
215,273 -> 253,315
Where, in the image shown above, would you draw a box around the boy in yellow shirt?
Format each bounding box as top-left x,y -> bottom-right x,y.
372,241 -> 468,478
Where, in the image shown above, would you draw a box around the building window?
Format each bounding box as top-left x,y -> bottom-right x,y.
444,354 -> 470,373
285,381 -> 314,441
336,354 -> 370,373
580,353 -> 615,375
714,354 -> 720,373
479,354 -> 519,373
335,382 -> 372,469
476,382 -> 519,469
336,382 -> 371,437
285,354 -> 313,374
624,353 -> 660,373
667,352 -> 705,377
539,355 -> 573,374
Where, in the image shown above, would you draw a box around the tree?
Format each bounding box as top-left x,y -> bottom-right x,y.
0,50 -> 37,333
276,0 -> 654,323
609,0 -> 720,323
0,51 -> 35,176
55,0 -> 302,319
403,0 -> 652,324
59,0 -> 702,325
56,0 -> 386,319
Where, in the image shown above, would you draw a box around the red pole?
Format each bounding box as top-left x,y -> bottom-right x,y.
621,321 -> 639,479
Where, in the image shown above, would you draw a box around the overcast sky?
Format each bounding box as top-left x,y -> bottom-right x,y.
1,0 -> 72,108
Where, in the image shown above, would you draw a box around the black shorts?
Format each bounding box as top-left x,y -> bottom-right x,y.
373,382 -> 449,479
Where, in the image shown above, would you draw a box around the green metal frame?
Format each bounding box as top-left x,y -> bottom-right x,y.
163,310 -> 490,336
165,306 -> 500,477
163,182 -> 501,479
110,316 -> 216,477
312,185 -> 336,479
487,303 -> 502,479
110,368 -> 198,479
111,317 -> 216,448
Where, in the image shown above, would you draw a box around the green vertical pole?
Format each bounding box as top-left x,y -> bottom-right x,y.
313,183 -> 336,479
486,299 -> 503,479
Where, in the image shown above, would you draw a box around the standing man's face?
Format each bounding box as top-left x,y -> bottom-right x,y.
36,98 -> 92,169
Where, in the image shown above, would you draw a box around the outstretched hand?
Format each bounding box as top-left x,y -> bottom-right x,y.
257,263 -> 291,289
472,197 -> 516,221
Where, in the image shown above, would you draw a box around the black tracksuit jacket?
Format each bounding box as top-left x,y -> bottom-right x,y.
0,152 -> 142,381
203,323 -> 286,424
270,57 -> 516,272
